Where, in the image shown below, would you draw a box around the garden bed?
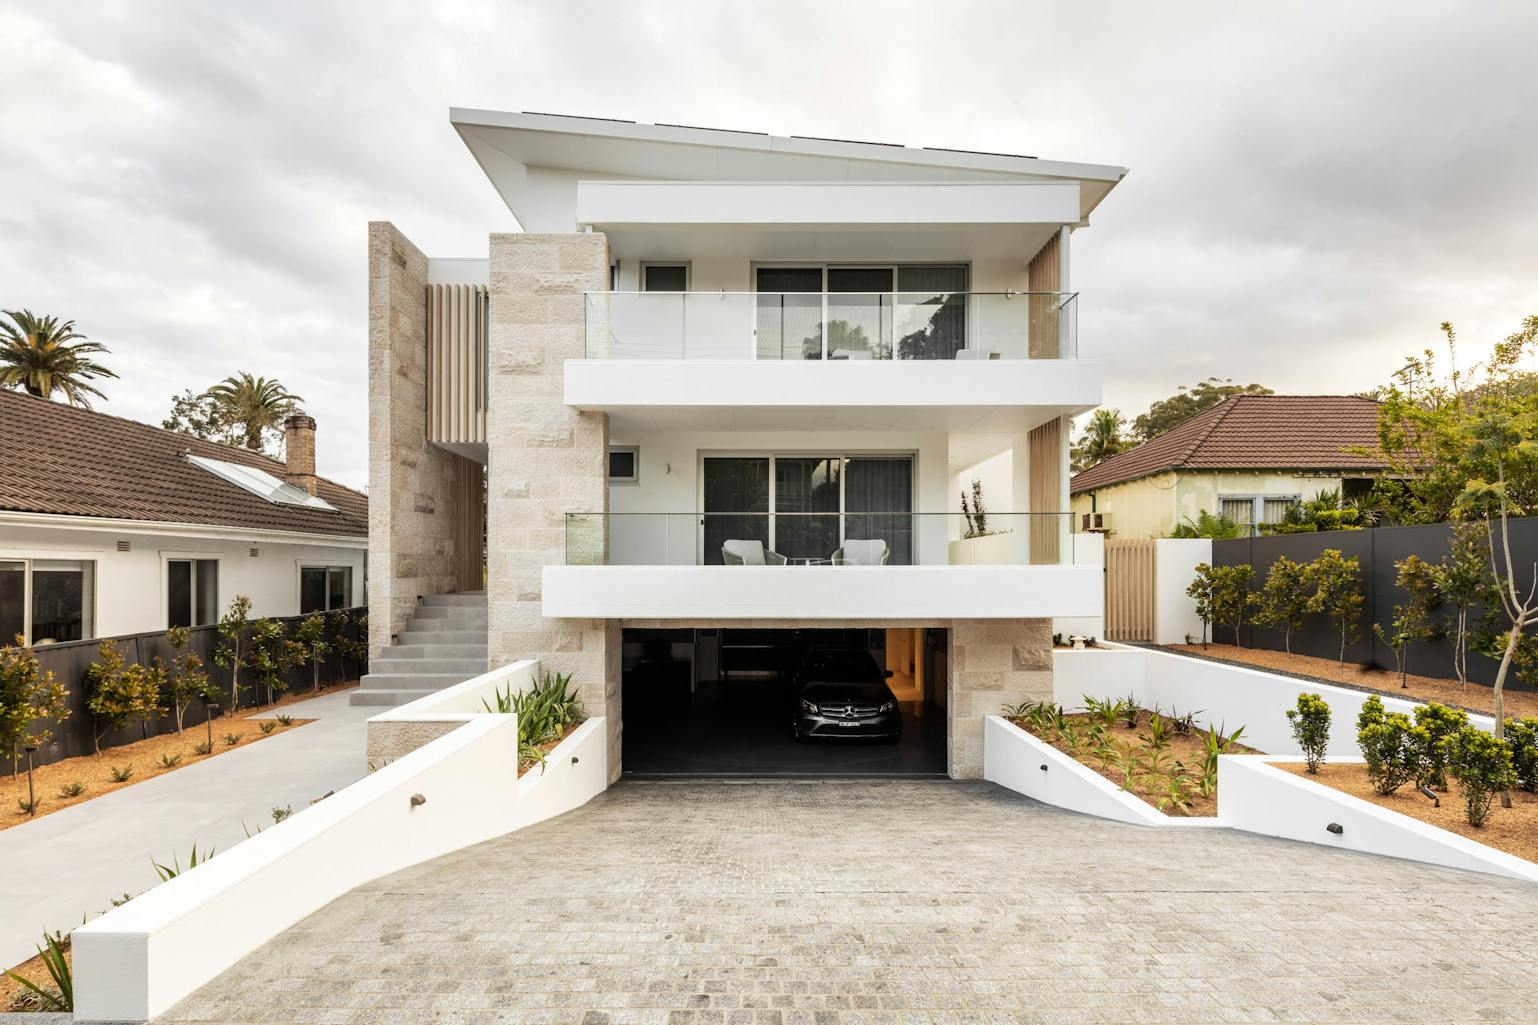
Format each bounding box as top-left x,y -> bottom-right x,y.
517,720 -> 583,777
2,938 -> 69,1012
0,681 -> 356,830
1279,762 -> 1538,865
1004,700 -> 1255,817
1163,644 -> 1538,720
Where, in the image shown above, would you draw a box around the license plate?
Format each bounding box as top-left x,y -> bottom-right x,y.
838,721 -> 861,728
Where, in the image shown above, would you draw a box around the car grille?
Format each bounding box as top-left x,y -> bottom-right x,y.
822,703 -> 883,720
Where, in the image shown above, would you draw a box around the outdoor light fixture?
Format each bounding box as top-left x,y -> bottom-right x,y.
23,740 -> 39,818
1326,822 -> 1344,835
206,702 -> 222,750
1039,764 -> 1048,772
1418,784 -> 1440,808
571,756 -> 580,765
409,793 -> 426,808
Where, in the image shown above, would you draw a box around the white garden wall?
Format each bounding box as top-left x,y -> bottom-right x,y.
73,660 -> 608,1023
1052,645 -> 1494,757
1221,756 -> 1538,883
1153,538 -> 1210,644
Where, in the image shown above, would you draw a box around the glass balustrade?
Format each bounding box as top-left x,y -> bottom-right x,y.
564,512 -> 1079,567
582,292 -> 1077,361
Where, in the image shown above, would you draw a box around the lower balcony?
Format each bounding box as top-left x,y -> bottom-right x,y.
541,513 -> 1102,620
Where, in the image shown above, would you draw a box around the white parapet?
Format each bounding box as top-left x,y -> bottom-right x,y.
72,660 -> 609,1023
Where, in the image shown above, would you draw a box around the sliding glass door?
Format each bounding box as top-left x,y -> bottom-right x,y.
702,455 -> 914,565
754,265 -> 968,361
754,268 -> 823,360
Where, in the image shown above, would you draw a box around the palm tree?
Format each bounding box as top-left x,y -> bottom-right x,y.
0,310 -> 118,407
1071,408 -> 1130,472
204,373 -> 304,452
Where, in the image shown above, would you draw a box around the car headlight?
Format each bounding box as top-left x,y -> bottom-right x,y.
879,701 -> 895,713
800,700 -> 819,714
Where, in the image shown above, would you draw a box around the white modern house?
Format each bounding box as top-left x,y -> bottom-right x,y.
369,110 -> 1125,778
0,391 -> 367,642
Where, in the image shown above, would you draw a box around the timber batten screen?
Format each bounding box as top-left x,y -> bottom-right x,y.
427,283 -> 488,445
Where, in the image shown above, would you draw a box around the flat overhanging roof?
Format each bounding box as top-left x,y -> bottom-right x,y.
450,108 -> 1128,230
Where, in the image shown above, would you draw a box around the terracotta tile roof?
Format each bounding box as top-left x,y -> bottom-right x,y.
0,389 -> 367,537
1070,395 -> 1388,495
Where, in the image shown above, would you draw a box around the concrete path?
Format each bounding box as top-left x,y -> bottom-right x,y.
0,690 -> 372,968
159,779 -> 1538,1025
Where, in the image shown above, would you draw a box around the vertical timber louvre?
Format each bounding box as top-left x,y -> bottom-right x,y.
427,283 -> 488,445
1104,538 -> 1155,642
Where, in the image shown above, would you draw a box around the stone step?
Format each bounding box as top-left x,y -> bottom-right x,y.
398,629 -> 487,645
380,643 -> 488,660
370,657 -> 487,676
409,606 -> 489,622
359,672 -> 475,691
419,592 -> 487,608
349,688 -> 437,708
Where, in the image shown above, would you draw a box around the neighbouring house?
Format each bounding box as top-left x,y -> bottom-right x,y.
368,109 -> 1127,778
1070,394 -> 1388,538
0,390 -> 367,644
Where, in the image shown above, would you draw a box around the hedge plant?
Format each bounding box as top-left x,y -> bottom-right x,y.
1286,692 -> 1331,774
1445,726 -> 1516,827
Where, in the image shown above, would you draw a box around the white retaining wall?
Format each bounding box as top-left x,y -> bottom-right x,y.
1221,756 -> 1538,883
1153,538 -> 1210,644
1054,530 -> 1105,641
1052,645 -> 1494,757
73,661 -> 609,1023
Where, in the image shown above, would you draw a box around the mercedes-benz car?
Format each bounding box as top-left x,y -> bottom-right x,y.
791,648 -> 902,743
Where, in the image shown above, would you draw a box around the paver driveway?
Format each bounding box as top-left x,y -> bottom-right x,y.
160,780 -> 1538,1025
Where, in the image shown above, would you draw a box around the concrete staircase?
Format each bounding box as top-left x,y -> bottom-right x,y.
350,592 -> 488,707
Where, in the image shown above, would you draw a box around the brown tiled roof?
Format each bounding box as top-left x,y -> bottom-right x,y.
1070,395 -> 1388,495
0,389 -> 367,537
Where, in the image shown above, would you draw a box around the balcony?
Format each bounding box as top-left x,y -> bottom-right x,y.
541,513 -> 1102,620
583,290 -> 1076,361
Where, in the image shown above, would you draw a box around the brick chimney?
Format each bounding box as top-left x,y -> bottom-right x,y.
283,414 -> 318,496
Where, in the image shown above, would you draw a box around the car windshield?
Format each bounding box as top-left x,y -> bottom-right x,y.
802,651 -> 881,682
801,681 -> 889,702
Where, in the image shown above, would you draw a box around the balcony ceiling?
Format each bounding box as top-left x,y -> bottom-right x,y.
602,223 -> 1065,263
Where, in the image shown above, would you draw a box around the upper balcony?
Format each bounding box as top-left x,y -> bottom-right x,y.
565,289 -> 1101,431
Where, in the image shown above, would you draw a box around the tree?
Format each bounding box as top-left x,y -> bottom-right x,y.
203,373 -> 303,453
162,389 -> 239,447
0,637 -> 70,778
1070,408 -> 1129,472
1186,564 -> 1217,647
213,595 -> 254,710
164,626 -> 218,732
84,642 -> 161,753
1445,726 -> 1516,827
1255,556 -> 1310,654
1168,511 -> 1245,539
294,614 -> 332,693
1372,555 -> 1441,688
1286,692 -> 1332,774
0,310 -> 118,407
1432,520 -> 1494,686
1305,549 -> 1365,664
248,619 -> 305,706
1130,377 -> 1272,443
1209,564 -> 1259,646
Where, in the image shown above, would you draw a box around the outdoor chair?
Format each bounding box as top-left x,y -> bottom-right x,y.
831,539 -> 890,566
954,348 -> 1000,361
721,539 -> 788,566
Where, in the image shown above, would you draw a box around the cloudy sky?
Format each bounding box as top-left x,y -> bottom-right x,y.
3,1 -> 1535,487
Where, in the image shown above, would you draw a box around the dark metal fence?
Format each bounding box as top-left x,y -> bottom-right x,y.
1211,519 -> 1537,690
13,608 -> 368,769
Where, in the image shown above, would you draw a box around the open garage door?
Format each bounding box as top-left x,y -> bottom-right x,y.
621,627 -> 948,777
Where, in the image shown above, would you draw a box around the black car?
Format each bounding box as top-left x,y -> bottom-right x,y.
791,648 -> 902,743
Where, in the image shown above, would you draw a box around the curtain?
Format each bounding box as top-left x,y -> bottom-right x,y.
703,458 -> 771,563
896,266 -> 967,359
775,457 -> 842,560
845,457 -> 915,564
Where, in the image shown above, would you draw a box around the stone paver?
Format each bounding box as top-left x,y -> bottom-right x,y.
160,780 -> 1538,1025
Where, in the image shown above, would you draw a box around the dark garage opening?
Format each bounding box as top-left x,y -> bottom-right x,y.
621,627 -> 949,777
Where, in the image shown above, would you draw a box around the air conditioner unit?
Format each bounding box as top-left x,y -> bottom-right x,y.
1081,511 -> 1112,533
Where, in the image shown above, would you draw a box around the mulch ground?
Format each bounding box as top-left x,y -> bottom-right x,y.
1163,644 -> 1538,720
0,681 -> 358,831
1280,761 -> 1538,865
1008,709 -> 1257,817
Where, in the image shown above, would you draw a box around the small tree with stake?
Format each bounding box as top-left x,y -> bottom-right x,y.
1372,554 -> 1441,688
294,614 -> 331,693
1255,555 -> 1310,654
1431,520 -> 1494,688
1305,549 -> 1364,665
164,626 -> 218,732
1186,563 -> 1219,648
213,595 -> 254,710
0,636 -> 69,779
85,642 -> 161,753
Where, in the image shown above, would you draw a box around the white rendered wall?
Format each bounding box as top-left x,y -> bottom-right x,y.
0,520 -> 367,638
1055,531 -> 1105,640
1153,538 -> 1210,644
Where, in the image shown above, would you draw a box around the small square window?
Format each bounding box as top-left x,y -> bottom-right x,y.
609,447 -> 639,484
641,264 -> 688,292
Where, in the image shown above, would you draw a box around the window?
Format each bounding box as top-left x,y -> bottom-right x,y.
641,263 -> 689,292
753,264 -> 968,360
187,454 -> 336,511
300,566 -> 353,614
0,559 -> 95,644
608,446 -> 639,484
167,558 -> 219,628
1218,495 -> 1299,535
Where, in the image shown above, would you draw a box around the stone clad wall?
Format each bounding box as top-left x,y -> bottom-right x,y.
485,232 -> 621,780
367,222 -> 462,656
948,618 -> 1053,778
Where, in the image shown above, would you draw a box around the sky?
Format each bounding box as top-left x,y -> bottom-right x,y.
2,1 -> 1536,488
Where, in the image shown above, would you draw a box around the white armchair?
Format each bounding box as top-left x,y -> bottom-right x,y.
831,539 -> 889,566
721,539 -> 788,566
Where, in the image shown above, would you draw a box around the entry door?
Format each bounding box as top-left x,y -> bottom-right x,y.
702,457 -> 770,564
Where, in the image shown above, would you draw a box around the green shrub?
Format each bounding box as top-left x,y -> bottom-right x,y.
1445,727 -> 1516,827
1410,702 -> 1469,790
1505,716 -> 1538,792
1356,694 -> 1387,733
108,764 -> 134,783
1358,713 -> 1418,795
1286,693 -> 1332,773
56,781 -> 85,798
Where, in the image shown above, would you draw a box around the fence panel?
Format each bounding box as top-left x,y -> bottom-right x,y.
1105,538 -> 1156,642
